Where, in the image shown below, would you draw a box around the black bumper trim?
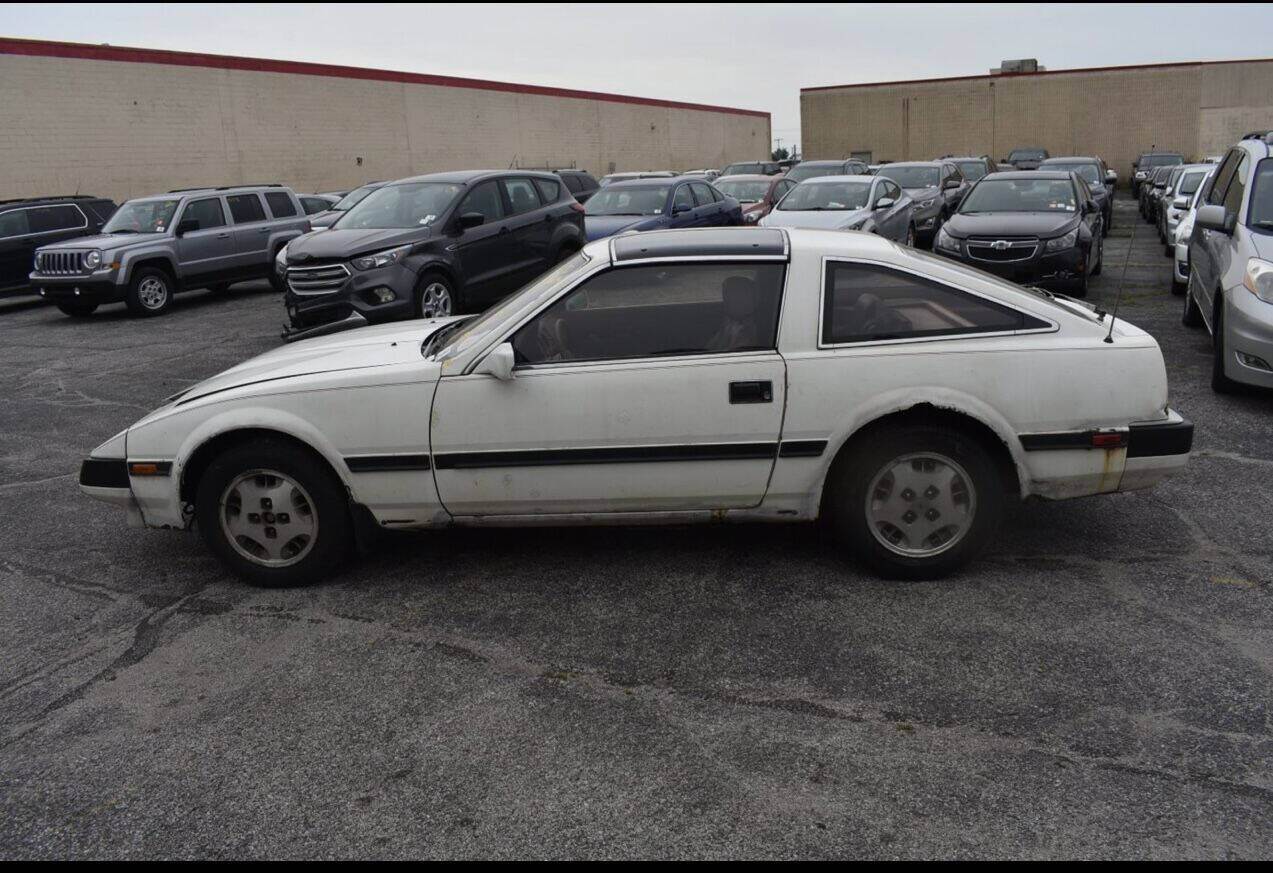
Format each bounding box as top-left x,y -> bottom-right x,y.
345,453 -> 432,472
434,442 -> 779,470
1127,418 -> 1194,458
79,458 -> 129,489
779,440 -> 828,458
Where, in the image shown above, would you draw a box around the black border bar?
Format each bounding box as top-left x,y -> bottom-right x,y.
345,454 -> 432,472
1127,418 -> 1193,458
79,458 -> 129,488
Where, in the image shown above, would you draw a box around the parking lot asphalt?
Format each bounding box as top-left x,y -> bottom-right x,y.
1,196 -> 1271,859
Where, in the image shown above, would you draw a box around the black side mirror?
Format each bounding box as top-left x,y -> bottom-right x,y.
176,219 -> 199,237
672,203 -> 691,215
457,212 -> 485,230
1083,200 -> 1099,214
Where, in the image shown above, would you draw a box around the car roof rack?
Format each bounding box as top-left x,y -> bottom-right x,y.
0,194 -> 99,206
167,184 -> 284,193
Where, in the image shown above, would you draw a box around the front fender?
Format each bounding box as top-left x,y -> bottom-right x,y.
118,247 -> 179,284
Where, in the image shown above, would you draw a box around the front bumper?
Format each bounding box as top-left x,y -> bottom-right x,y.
937,242 -> 1089,291
30,272 -> 124,303
78,457 -> 145,527
283,261 -> 417,329
1223,288 -> 1273,389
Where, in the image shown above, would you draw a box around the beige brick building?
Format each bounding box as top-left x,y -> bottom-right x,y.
0,37 -> 770,202
800,58 -> 1273,180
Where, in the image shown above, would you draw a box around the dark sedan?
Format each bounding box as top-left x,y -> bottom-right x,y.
932,171 -> 1105,297
875,161 -> 969,247
583,177 -> 742,241
1039,156 -> 1113,236
783,159 -> 871,184
1004,147 -> 1050,170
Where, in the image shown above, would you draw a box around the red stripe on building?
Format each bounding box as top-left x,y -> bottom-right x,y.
0,36 -> 770,119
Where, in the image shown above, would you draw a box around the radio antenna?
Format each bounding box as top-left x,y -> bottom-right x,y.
1104,210 -> 1137,344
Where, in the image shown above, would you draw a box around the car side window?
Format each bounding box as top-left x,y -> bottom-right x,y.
1206,150 -> 1240,206
181,197 -> 226,230
821,262 -> 1045,345
534,178 -> 561,203
503,178 -> 542,216
0,209 -> 29,238
300,197 -> 328,215
561,175 -> 582,194
226,194 -> 266,224
264,191 -> 297,218
1223,153 -> 1251,223
673,185 -> 695,212
512,262 -> 787,365
458,181 -> 505,223
883,180 -> 900,201
690,182 -> 715,206
26,205 -> 86,233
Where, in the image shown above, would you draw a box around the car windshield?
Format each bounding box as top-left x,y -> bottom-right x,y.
585,186 -> 670,216
1009,149 -> 1047,161
102,198 -> 180,234
722,163 -> 764,176
1141,154 -> 1183,169
785,163 -> 842,182
960,179 -> 1077,213
1249,159 -> 1273,231
432,250 -> 593,359
336,182 -> 463,230
332,184 -> 379,211
876,165 -> 939,188
778,181 -> 871,211
1044,163 -> 1100,184
714,180 -> 771,203
957,161 -> 989,181
1178,171 -> 1208,196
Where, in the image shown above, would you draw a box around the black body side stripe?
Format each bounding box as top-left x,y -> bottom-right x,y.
433,443 -> 778,470
1020,432 -> 1101,451
345,454 -> 432,472
779,440 -> 828,458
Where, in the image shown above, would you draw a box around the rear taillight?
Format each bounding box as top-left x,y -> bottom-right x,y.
1091,432 -> 1128,449
571,202 -> 586,213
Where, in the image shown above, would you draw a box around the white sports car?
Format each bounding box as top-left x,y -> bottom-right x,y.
80,228 -> 1193,586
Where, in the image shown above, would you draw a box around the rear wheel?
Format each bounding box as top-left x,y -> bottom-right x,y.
56,301 -> 98,317
195,437 -> 352,587
825,425 -> 1004,580
124,267 -> 174,317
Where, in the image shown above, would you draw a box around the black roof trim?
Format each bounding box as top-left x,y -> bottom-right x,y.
0,194 -> 106,206
612,228 -> 787,262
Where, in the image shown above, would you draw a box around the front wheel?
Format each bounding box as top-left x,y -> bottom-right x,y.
125,267 -> 174,317
56,301 -> 98,317
414,270 -> 459,319
195,437 -> 353,587
825,425 -> 1004,580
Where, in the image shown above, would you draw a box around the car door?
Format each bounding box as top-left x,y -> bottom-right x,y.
500,176 -> 552,283
1191,149 -> 1241,317
451,179 -> 516,305
224,193 -> 272,271
0,208 -> 32,291
873,179 -> 905,240
690,182 -> 724,226
430,259 -> 789,516
668,183 -> 697,228
175,196 -> 236,280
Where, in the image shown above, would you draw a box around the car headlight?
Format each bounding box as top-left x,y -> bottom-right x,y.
1243,258 -> 1273,304
83,250 -> 102,269
918,198 -> 936,209
352,244 -> 411,271
935,227 -> 960,252
1043,228 -> 1079,252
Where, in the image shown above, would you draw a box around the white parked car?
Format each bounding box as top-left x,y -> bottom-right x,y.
80,228 -> 1193,586
1171,174 -> 1212,296
759,175 -> 915,245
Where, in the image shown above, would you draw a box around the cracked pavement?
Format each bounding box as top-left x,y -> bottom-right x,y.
1,196 -> 1271,859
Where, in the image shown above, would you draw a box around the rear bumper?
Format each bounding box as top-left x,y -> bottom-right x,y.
1119,411 -> 1193,492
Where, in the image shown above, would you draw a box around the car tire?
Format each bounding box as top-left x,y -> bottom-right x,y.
414,270 -> 460,318
1170,277 -> 1186,297
1091,236 -> 1103,276
1103,212 -> 1111,237
1181,272 -> 1204,326
124,267 -> 174,317
1211,295 -> 1240,394
904,224 -> 916,247
1163,242 -> 1174,258
56,301 -> 98,317
195,437 -> 352,587
825,424 -> 1004,580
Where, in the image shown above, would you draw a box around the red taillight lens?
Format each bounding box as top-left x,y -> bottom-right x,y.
571,201 -> 586,213
1091,432 -> 1128,448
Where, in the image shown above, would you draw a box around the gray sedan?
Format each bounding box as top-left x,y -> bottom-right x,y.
759,175 -> 915,244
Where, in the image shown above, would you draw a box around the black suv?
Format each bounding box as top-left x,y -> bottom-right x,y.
1,196 -> 116,295
281,170 -> 586,336
554,170 -> 600,204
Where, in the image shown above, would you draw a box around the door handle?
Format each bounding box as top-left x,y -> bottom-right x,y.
216,232 -> 231,239
257,228 -> 270,234
729,380 -> 773,404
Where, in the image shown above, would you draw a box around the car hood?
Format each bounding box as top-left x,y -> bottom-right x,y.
1250,233 -> 1273,260
285,226 -> 433,262
38,231 -> 168,251
903,186 -> 940,203
761,208 -> 869,230
585,215 -> 662,241
945,211 -> 1079,239
170,317 -> 465,406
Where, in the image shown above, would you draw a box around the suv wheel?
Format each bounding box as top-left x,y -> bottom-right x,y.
415,271 -> 458,318
56,301 -> 98,318
1211,295 -> 1240,394
825,425 -> 1004,580
125,267 -> 174,317
195,437 -> 352,587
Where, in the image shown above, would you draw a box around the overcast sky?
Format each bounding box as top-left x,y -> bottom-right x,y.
5,3 -> 1273,152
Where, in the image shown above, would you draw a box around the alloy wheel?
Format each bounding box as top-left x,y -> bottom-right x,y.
865,452 -> 976,558
418,281 -> 453,318
219,469 -> 318,568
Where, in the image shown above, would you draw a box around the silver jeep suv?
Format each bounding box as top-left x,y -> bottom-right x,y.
30,184 -> 310,317
1182,134 -> 1273,392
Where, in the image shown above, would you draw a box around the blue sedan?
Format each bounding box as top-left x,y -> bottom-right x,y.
584,176 -> 743,241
